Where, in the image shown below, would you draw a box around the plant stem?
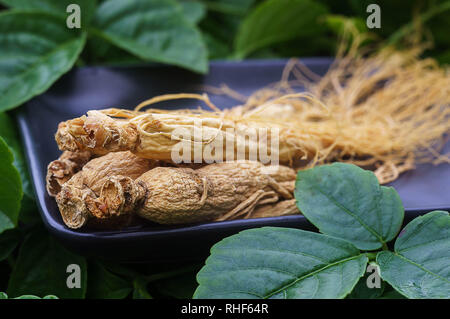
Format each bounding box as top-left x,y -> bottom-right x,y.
387,1 -> 450,45
365,252 -> 378,261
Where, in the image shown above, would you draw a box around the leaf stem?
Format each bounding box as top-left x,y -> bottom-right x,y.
365,252 -> 378,261
387,1 -> 450,45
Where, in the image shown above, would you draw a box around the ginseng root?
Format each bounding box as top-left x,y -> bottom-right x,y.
251,199 -> 299,219
51,154 -> 298,228
54,44 -> 450,184
54,108 -> 311,165
54,151 -> 158,229
46,151 -> 92,197
134,160 -> 296,224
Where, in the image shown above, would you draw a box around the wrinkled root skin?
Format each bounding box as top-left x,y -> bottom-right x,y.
135,161 -> 297,224
46,151 -> 92,197
55,177 -> 89,229
54,151 -> 157,229
251,199 -> 299,219
49,152 -> 299,229
55,111 -> 139,155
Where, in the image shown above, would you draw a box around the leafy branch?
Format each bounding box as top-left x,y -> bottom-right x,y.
194,164 -> 450,299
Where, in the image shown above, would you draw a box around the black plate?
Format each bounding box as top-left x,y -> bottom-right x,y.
16,59 -> 450,263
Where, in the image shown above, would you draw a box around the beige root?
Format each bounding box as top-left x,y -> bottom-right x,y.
46,151 -> 92,197
250,199 -> 299,219
51,153 -> 298,228
54,44 -> 450,184
55,151 -> 158,229
54,108 -> 312,164
134,160 -> 296,224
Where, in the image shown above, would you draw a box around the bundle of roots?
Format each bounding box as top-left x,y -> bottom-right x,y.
48,152 -> 297,229
48,40 -> 450,229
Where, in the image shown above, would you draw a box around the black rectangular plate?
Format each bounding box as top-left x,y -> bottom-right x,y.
16,59 -> 450,263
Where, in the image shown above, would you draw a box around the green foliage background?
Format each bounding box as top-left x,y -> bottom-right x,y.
0,0 -> 449,299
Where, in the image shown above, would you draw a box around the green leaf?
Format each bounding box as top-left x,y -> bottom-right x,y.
194,227 -> 368,299
386,1 -> 450,46
14,294 -> 58,299
180,0 -> 206,24
0,228 -> 20,261
323,14 -> 367,35
377,211 -> 450,299
154,271 -> 199,299
377,288 -> 406,299
203,0 -> 256,15
0,137 -> 22,234
2,292 -> 58,300
0,112 -> 36,222
295,163 -> 404,250
234,0 -> 327,58
92,0 -> 208,73
132,276 -> 152,299
0,0 -> 97,27
87,261 -> 133,299
7,228 -> 87,298
202,32 -> 231,59
0,11 -> 86,112
151,264 -> 202,299
347,265 -> 385,299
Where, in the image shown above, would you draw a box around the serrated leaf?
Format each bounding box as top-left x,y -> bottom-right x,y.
194,227 -> 368,299
92,0 -> 208,73
234,0 -> 328,58
0,137 -> 22,234
0,11 -> 86,111
377,211 -> 450,299
295,163 -> 404,250
7,228 -> 87,298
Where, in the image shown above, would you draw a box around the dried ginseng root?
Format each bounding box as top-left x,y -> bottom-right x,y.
134,161 -> 296,224
54,108 -> 313,165
46,151 -> 92,197
250,199 -> 299,219
63,160 -> 297,225
54,42 -> 450,184
54,151 -> 158,229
